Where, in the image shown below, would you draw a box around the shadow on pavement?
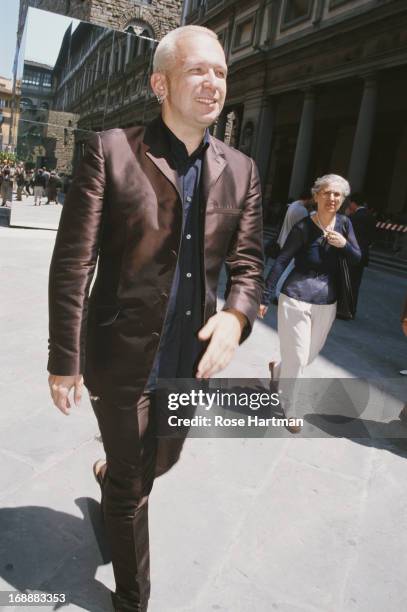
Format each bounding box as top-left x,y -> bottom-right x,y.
305,413 -> 407,458
0,497 -> 112,611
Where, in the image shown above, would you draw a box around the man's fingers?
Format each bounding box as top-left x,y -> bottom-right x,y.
74,378 -> 83,407
48,375 -> 82,416
53,391 -> 71,415
197,338 -> 235,378
198,348 -> 233,379
197,316 -> 216,341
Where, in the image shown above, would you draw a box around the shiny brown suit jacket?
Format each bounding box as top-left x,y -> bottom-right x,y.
48,117 -> 264,405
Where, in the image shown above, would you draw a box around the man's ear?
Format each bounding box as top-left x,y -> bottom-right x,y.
150,72 -> 168,101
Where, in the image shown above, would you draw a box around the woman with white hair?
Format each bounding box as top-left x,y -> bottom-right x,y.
259,174 -> 361,431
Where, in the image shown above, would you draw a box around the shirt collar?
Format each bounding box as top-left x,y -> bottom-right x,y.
159,116 -> 210,167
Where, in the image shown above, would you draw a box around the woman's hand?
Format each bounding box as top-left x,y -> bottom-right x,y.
258,304 -> 268,318
326,230 -> 346,248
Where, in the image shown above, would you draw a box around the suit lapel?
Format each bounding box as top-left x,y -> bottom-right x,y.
145,149 -> 182,201
202,137 -> 227,204
143,117 -> 182,201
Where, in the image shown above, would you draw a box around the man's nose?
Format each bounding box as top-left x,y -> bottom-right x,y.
203,69 -> 217,87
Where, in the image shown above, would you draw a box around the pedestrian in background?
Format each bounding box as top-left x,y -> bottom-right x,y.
1,167 -> 13,207
25,168 -> 33,195
259,174 -> 361,431
33,169 -> 46,206
16,164 -> 26,201
398,295 -> 407,423
268,190 -> 314,300
45,171 -> 61,204
348,193 -> 376,313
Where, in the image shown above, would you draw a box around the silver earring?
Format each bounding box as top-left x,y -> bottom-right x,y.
156,94 -> 164,104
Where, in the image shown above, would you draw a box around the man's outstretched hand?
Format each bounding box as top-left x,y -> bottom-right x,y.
48,374 -> 83,415
196,309 -> 246,379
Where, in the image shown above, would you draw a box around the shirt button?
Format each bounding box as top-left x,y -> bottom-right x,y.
186,310 -> 191,316
186,272 -> 192,278
186,196 -> 192,203
186,234 -> 191,240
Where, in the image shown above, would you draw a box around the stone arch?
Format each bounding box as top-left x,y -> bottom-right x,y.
125,20 -> 154,39
20,97 -> 35,109
120,8 -> 160,40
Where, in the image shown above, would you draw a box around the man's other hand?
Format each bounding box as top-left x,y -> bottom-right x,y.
196,310 -> 245,379
48,374 -> 83,415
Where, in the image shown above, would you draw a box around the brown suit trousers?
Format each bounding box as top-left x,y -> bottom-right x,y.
92,392 -> 184,612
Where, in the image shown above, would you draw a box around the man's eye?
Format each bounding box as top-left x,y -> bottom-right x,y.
216,71 -> 226,78
190,68 -> 203,74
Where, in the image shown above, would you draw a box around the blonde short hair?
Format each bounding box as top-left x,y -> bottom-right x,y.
153,25 -> 219,73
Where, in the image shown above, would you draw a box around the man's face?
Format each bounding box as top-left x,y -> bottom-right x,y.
164,34 -> 227,130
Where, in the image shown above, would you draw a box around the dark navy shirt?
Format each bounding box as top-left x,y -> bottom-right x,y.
263,215 -> 361,305
146,120 -> 209,388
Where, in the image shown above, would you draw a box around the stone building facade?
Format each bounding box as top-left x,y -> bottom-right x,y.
15,0 -> 182,167
17,61 -> 54,164
185,0 -> 407,217
18,0 -> 182,47
0,76 -> 20,153
51,20 -> 158,133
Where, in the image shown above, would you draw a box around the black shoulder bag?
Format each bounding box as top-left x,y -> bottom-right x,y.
336,219 -> 356,320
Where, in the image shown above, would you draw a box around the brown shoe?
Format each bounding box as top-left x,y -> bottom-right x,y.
93,459 -> 107,489
286,421 -> 302,434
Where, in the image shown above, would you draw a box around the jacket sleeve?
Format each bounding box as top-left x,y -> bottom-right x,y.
48,132 -> 106,375
343,218 -> 362,264
263,224 -> 304,305
223,158 -> 264,342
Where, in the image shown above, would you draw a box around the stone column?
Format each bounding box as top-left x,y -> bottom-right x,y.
289,88 -> 315,199
387,126 -> 407,214
252,97 -> 274,187
125,33 -> 132,66
348,75 -> 378,192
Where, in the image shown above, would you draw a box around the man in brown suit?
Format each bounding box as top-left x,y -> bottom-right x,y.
48,25 -> 263,611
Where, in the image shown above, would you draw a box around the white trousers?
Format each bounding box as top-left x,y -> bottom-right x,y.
34,186 -> 44,202
274,294 -> 337,415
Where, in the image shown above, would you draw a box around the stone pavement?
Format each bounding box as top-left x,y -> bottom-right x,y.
0,199 -> 407,612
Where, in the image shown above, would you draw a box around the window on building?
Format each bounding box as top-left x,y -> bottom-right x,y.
105,52 -> 111,74
217,29 -> 228,52
189,0 -> 202,13
0,99 -> 5,108
121,44 -> 126,70
23,71 -> 41,86
233,15 -> 255,50
282,0 -> 313,27
42,73 -> 52,88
